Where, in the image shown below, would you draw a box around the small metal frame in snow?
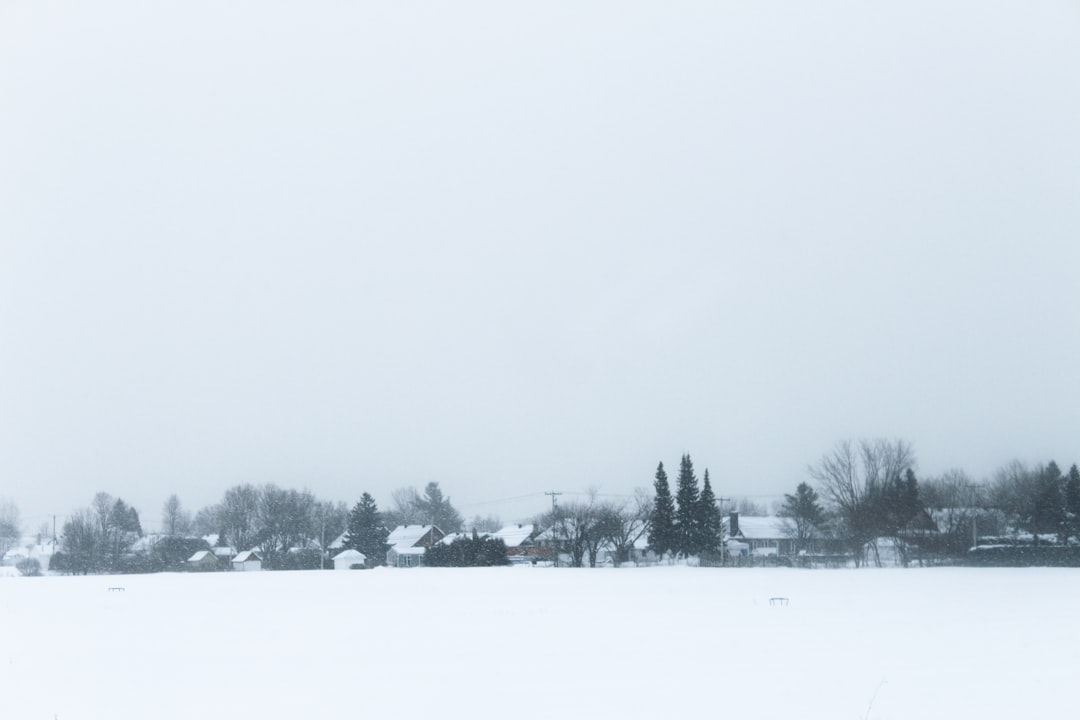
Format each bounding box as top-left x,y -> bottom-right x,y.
769,597 -> 788,606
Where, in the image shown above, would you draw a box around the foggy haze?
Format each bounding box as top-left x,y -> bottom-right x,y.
2,1 -> 1078,529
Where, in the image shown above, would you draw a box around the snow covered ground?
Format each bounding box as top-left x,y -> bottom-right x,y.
1,566 -> 1075,719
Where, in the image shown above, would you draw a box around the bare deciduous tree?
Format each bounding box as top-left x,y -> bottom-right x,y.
809,438 -> 916,567
921,469 -> 993,555
0,499 -> 20,556
595,489 -> 652,567
734,497 -> 769,516
161,494 -> 192,537
220,484 -> 260,552
61,508 -> 101,574
256,485 -> 317,569
467,514 -> 503,533
385,487 -> 423,527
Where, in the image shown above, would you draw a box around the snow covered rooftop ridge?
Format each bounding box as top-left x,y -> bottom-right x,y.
492,524 -> 534,547
332,549 -> 366,560
726,515 -> 790,540
387,525 -> 441,548
439,531 -> 492,545
233,550 -> 261,562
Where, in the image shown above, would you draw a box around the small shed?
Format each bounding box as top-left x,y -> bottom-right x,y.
186,550 -> 221,571
232,550 -> 262,572
332,549 -> 368,570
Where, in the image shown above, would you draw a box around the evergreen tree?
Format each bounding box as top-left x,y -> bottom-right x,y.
425,534 -> 509,567
647,462 -> 676,559
779,482 -> 825,554
697,469 -> 724,558
413,482 -> 464,533
343,493 -> 390,567
674,454 -> 701,557
879,468 -> 923,536
104,499 -> 142,571
1064,464 -> 1080,544
1030,461 -> 1064,542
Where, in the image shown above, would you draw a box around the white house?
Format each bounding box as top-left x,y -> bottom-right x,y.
231,550 -> 262,572
724,513 -> 795,557
386,525 -> 444,567
332,549 -> 367,570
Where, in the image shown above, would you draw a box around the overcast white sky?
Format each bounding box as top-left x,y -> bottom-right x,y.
2,1 -> 1078,531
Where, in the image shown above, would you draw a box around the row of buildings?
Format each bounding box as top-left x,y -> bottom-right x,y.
180,513 -> 796,571
0,512 -> 797,575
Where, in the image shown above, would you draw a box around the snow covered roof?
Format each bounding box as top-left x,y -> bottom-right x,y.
392,546 -> 427,556
130,535 -> 160,554
440,531 -> 492,545
188,550 -> 214,562
329,532 -> 348,550
233,550 -> 261,562
212,546 -> 235,558
387,525 -> 440,549
726,516 -> 789,540
3,547 -> 29,562
333,549 -> 367,561
493,524 -> 534,547
2,540 -> 55,565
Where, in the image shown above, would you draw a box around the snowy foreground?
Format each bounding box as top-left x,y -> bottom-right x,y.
1,566 -> 1075,720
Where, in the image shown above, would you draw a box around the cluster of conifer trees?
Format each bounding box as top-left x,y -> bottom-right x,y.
647,454 -> 724,560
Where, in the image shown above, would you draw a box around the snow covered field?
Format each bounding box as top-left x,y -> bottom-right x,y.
1,566 -> 1075,720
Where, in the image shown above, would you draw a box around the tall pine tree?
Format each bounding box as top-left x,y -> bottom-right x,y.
343,493 -> 390,567
697,469 -> 724,558
674,454 -> 701,558
1030,461 -> 1064,543
647,462 -> 676,560
1064,464 -> 1080,544
779,482 -> 825,554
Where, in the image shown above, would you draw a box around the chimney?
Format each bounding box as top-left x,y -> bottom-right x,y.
729,511 -> 740,536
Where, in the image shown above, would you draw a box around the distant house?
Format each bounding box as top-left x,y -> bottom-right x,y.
439,530 -> 490,546
328,532 -> 348,553
724,512 -> 795,557
2,537 -> 56,572
186,550 -> 222,571
386,525 -> 444,567
332,549 -> 367,570
232,550 -> 262,572
492,524 -> 551,563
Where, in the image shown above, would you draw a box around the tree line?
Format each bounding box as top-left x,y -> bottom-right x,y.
7,438 -> 1079,575
775,439 -> 1080,566
37,480 -> 470,574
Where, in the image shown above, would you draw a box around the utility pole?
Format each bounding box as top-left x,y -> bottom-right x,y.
544,491 -> 562,567
717,497 -> 731,565
545,491 -> 561,513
